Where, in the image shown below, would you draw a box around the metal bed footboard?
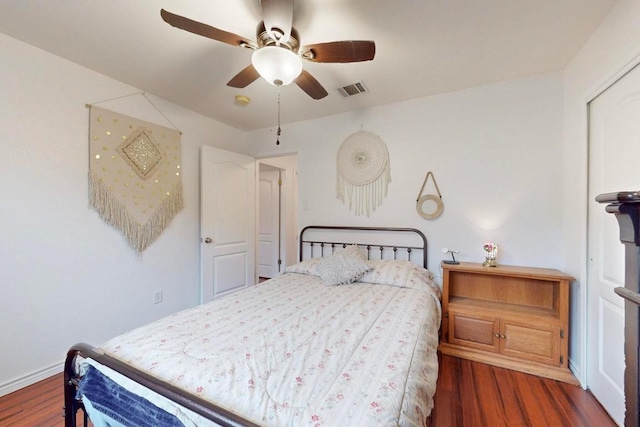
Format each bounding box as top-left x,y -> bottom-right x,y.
63,343 -> 259,427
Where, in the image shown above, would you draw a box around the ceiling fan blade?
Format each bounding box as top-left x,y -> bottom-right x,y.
295,70 -> 328,100
227,64 -> 261,88
261,0 -> 293,42
302,41 -> 376,63
161,9 -> 254,48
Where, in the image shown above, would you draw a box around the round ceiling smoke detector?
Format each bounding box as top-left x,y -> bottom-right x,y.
234,95 -> 251,107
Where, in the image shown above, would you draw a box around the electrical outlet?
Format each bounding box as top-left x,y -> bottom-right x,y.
153,290 -> 163,304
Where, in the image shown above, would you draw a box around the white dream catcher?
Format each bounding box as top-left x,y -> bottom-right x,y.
336,130 -> 391,216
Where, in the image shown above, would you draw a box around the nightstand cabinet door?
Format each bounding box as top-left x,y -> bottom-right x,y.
449,309 -> 499,353
500,320 -> 561,366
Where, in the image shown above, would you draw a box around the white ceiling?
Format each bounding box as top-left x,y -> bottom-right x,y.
0,0 -> 617,131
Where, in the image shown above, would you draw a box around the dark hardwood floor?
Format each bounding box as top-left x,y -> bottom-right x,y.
0,373 -> 88,426
431,355 -> 616,426
0,354 -> 615,426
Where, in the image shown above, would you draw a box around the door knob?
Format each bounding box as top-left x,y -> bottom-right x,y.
203,237 -> 213,244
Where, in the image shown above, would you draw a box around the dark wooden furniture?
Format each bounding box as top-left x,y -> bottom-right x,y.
439,262 -> 578,384
596,191 -> 640,427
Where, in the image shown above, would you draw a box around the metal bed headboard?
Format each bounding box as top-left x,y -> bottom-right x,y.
299,226 -> 428,269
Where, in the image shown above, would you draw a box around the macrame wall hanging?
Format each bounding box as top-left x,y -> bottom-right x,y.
336,130 -> 391,217
87,98 -> 184,253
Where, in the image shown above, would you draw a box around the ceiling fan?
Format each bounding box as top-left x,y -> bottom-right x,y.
160,0 -> 376,100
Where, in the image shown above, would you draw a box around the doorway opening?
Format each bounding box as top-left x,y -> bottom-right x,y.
257,154 -> 298,280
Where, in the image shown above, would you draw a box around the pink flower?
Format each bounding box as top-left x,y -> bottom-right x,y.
245,353 -> 251,359
371,401 -> 379,408
196,386 -> 203,393
337,394 -> 344,400
311,415 -> 320,422
296,376 -> 302,384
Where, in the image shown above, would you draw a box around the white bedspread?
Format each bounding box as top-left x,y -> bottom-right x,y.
97,271 -> 441,426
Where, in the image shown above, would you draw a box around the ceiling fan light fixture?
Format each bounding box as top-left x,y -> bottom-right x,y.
251,46 -> 302,86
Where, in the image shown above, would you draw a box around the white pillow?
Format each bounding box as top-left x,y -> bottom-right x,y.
283,257 -> 323,276
316,245 -> 371,286
359,260 -> 441,297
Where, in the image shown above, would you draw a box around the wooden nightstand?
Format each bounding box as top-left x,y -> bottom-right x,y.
439,262 -> 578,384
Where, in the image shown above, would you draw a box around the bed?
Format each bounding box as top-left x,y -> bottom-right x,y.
64,226 -> 441,427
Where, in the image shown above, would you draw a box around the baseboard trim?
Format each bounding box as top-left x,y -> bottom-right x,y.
569,358 -> 585,389
0,362 -> 63,397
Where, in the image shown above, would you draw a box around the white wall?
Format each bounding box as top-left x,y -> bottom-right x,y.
0,33 -> 248,394
562,0 -> 640,387
249,73 -> 564,279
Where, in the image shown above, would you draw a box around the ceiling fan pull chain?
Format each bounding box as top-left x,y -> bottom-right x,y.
276,87 -> 282,145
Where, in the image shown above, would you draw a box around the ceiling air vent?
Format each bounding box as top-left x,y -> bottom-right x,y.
337,81 -> 369,97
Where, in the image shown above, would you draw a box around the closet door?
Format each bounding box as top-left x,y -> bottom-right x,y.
258,168 -> 280,279
587,63 -> 640,425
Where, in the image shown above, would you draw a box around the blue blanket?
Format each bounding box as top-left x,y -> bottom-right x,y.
78,365 -> 184,427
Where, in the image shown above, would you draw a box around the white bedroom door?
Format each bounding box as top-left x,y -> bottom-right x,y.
587,63 -> 640,425
258,168 -> 281,279
200,145 -> 256,303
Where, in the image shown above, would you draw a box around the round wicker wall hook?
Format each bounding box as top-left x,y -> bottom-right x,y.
416,171 -> 444,219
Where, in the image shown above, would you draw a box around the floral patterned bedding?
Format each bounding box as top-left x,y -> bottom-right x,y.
89,262 -> 441,426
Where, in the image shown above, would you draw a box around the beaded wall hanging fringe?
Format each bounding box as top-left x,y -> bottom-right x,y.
336,131 -> 391,217
88,103 -> 183,253
89,174 -> 184,253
